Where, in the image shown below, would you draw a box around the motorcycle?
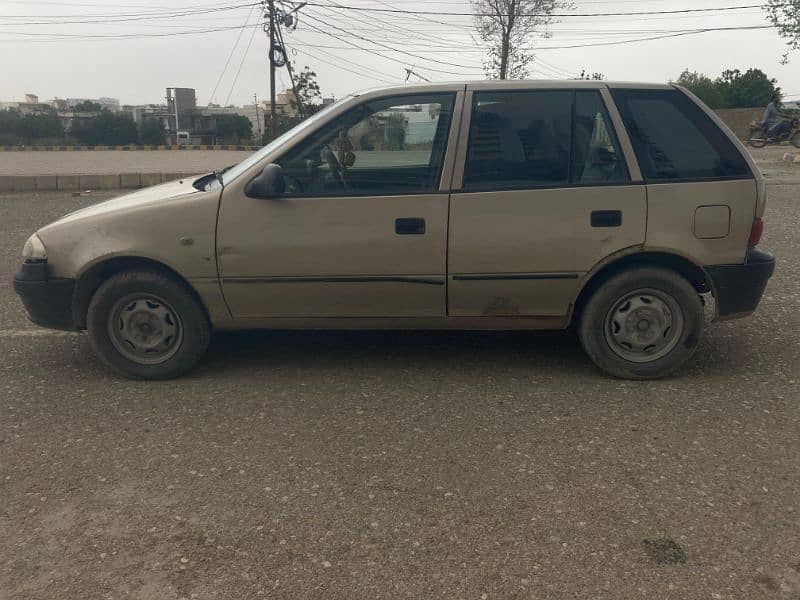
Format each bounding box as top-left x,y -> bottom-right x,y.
748,117 -> 800,148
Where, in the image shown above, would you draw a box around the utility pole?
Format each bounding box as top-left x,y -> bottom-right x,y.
273,15 -> 305,119
253,93 -> 262,142
405,68 -> 431,83
267,0 -> 277,140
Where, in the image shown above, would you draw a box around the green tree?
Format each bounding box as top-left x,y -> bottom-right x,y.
764,0 -> 800,62
674,68 -> 780,109
21,113 -> 64,141
138,119 -> 164,145
0,109 -> 64,144
215,114 -> 252,144
72,100 -> 103,112
719,68 -> 780,109
262,115 -> 305,144
71,111 -> 138,145
675,69 -> 725,109
291,66 -> 322,114
0,109 -> 22,144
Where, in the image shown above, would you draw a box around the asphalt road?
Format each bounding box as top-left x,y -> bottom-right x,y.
1,150 -> 800,599
0,150 -> 253,176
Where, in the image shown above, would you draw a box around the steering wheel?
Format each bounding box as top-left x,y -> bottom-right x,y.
284,173 -> 304,195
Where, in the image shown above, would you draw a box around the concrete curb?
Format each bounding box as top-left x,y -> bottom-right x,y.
0,144 -> 259,152
0,173 -> 194,193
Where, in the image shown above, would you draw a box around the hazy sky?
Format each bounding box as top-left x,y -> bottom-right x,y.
1,0 -> 798,107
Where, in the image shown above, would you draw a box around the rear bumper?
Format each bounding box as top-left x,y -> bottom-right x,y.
704,247 -> 775,320
13,259 -> 77,331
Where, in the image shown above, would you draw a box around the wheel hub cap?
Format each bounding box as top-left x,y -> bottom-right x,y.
604,290 -> 684,363
107,295 -> 183,365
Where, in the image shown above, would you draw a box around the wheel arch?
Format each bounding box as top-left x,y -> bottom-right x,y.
570,250 -> 711,324
72,255 -> 211,330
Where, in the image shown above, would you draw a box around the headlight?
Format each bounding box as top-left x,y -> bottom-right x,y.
22,233 -> 47,260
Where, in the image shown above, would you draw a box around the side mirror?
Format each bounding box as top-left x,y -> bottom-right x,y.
244,163 -> 286,199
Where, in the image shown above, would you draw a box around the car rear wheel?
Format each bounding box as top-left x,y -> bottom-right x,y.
578,267 -> 703,380
791,131 -> 800,149
87,270 -> 210,379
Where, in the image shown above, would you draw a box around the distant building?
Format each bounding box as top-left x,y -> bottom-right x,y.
165,87 -> 197,136
57,110 -> 102,135
163,87 -> 269,144
0,94 -> 53,116
63,97 -> 120,112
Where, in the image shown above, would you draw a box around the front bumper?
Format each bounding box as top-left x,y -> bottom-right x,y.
13,259 -> 76,331
704,247 -> 775,320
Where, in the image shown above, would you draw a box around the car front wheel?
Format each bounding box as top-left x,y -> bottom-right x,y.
87,270 -> 210,379
578,267 -> 704,380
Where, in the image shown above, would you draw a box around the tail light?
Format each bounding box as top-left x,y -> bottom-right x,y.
749,217 -> 764,247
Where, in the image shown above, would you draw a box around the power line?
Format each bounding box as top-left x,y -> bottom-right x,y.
310,1 -> 477,51
293,45 -> 400,85
224,9 -> 261,106
0,2 -> 260,25
0,24 -> 261,39
299,2 -> 785,18
300,9 -> 483,74
534,24 -> 775,50
209,3 -> 258,105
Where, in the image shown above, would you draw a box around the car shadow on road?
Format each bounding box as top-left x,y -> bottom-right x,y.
197,328 -> 594,378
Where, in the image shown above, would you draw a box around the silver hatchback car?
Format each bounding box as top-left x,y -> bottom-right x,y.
15,81 -> 774,380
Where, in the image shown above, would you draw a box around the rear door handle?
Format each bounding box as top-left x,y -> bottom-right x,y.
591,210 -> 622,228
395,217 -> 426,235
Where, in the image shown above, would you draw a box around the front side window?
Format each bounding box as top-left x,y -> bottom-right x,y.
275,93 -> 455,196
611,88 -> 751,182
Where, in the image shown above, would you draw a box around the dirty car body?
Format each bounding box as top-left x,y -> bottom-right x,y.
14,80 -> 775,380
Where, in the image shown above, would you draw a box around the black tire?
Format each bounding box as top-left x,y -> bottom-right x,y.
748,135 -> 768,148
578,267 -> 703,380
87,270 -> 210,380
791,131 -> 800,149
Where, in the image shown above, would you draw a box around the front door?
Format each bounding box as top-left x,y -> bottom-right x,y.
448,86 -> 647,317
217,91 -> 461,318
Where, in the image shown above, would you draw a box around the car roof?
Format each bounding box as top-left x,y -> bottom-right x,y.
351,79 -> 674,100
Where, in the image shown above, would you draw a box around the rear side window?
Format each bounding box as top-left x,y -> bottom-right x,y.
462,90 -> 629,191
573,91 -> 629,184
611,88 -> 751,182
464,90 -> 572,190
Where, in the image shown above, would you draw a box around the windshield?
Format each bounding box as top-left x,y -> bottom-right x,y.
220,98 -> 352,185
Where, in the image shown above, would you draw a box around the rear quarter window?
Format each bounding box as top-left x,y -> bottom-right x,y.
611,88 -> 751,182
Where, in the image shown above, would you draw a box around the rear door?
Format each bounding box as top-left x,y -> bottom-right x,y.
447,84 -> 647,317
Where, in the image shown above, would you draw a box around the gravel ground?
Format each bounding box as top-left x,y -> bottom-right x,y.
0,148 -> 799,599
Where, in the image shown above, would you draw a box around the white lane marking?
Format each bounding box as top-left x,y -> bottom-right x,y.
0,329 -> 77,338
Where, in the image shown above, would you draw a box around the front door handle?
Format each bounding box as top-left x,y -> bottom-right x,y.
395,217 -> 426,235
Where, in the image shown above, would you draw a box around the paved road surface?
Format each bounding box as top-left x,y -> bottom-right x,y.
0,142 -> 795,177
0,150 -> 253,176
1,149 -> 799,599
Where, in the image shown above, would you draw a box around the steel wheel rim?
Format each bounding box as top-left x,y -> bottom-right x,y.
107,293 -> 183,365
604,288 -> 684,364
